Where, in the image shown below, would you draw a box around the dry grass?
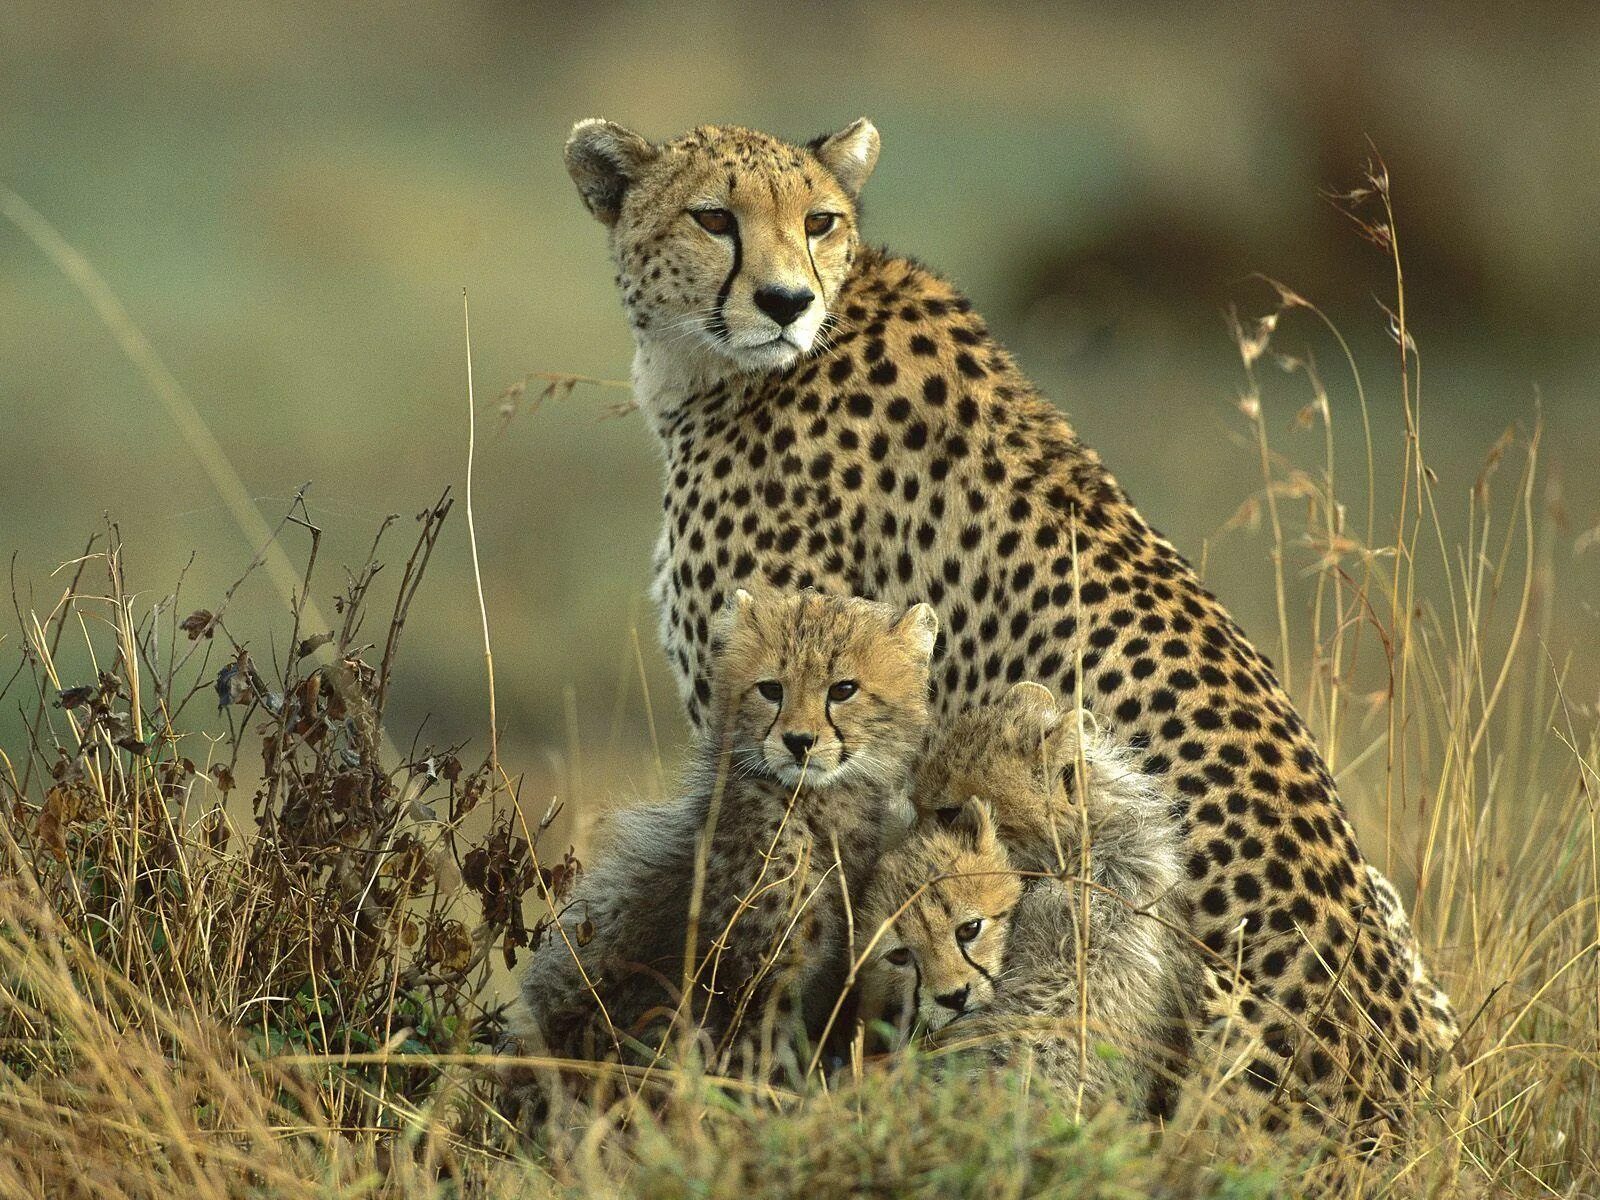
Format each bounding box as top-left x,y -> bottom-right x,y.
1,165 -> 1596,1198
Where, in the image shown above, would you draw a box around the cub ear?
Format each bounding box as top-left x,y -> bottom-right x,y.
809,118 -> 880,198
946,795 -> 997,852
710,588 -> 757,650
892,602 -> 939,662
1001,681 -> 1062,732
565,119 -> 659,225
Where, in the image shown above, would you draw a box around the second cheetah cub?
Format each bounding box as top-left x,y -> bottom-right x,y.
516,589 -> 937,1084
859,682 -> 1205,1114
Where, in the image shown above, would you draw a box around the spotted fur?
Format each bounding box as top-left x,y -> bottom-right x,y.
857,799 -> 1023,1042
514,589 -> 936,1086
564,117 -> 1457,1129
860,685 -> 1203,1114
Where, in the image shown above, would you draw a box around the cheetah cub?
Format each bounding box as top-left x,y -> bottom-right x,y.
859,682 -> 1205,1114
516,589 -> 937,1083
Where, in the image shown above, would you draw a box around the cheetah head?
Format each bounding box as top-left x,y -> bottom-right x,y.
915,682 -> 1183,892
709,588 -> 936,791
859,798 -> 1023,1039
564,118 -> 879,374
911,683 -> 1084,859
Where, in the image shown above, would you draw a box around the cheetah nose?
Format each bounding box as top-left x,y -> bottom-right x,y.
782,731 -> 816,763
753,285 -> 814,328
934,984 -> 970,1013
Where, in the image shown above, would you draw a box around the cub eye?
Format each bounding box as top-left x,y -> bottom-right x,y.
885,947 -> 913,967
955,918 -> 984,944
827,680 -> 858,703
692,208 -> 735,235
804,212 -> 838,237
755,680 -> 784,703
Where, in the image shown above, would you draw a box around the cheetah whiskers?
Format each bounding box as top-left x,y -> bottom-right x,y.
728,746 -> 775,782
807,310 -> 844,359
654,305 -> 728,350
833,747 -> 906,793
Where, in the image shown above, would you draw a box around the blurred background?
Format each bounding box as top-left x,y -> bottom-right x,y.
3,1 -> 1597,850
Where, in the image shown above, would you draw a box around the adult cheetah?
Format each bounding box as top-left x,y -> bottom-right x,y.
561,117 -> 1456,1130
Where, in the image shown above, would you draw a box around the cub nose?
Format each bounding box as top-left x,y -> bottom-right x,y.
752,285 -> 815,328
934,984 -> 971,1013
781,731 -> 816,763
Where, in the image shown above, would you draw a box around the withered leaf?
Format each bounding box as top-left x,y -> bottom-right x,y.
381,837 -> 427,880
332,773 -> 365,806
424,919 -> 473,973
180,610 -> 216,641
115,736 -> 150,756
297,631 -> 333,658
211,764 -> 235,793
457,776 -> 484,818
462,846 -> 487,891
57,686 -> 94,711
576,918 -> 595,947
35,809 -> 67,862
42,784 -> 83,825
37,785 -> 83,861
542,861 -> 573,895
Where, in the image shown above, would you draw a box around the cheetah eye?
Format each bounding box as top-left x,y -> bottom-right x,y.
885,947 -> 913,967
756,680 -> 784,703
804,212 -> 839,237
955,918 -> 984,944
827,680 -> 858,703
692,208 -> 735,235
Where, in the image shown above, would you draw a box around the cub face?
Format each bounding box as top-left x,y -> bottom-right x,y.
564,118 -> 879,374
859,799 -> 1024,1037
710,589 -> 937,790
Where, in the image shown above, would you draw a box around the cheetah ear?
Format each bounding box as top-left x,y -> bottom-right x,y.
727,588 -> 757,623
809,118 -> 880,198
565,119 -> 659,226
1002,681 -> 1062,732
947,796 -> 997,852
710,588 -> 757,650
892,602 -> 939,662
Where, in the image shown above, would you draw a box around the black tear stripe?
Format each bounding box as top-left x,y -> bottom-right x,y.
709,222 -> 743,343
804,232 -> 825,298
910,960 -> 923,1030
825,703 -> 849,766
959,940 -> 998,992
